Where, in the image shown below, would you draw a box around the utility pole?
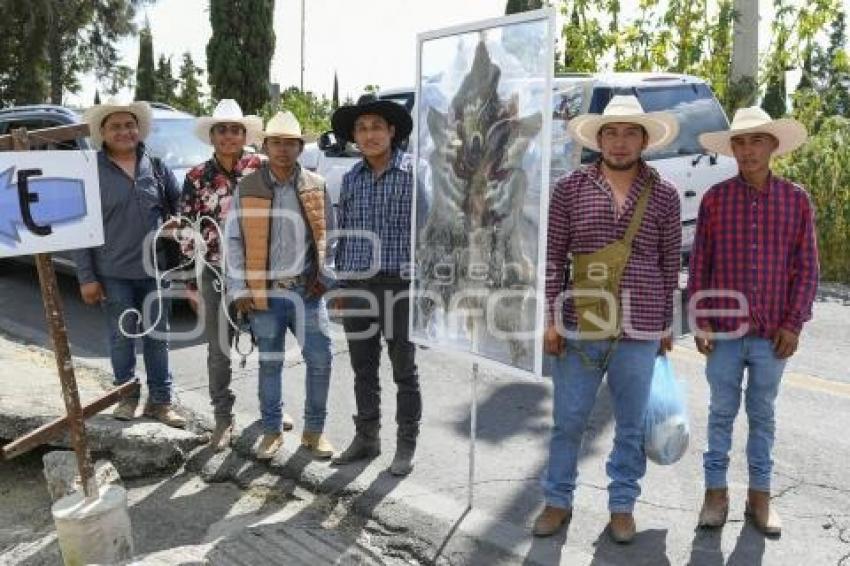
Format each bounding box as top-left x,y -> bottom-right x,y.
731,0 -> 759,104
300,0 -> 305,91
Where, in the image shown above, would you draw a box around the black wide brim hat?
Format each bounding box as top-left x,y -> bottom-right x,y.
331,95 -> 413,144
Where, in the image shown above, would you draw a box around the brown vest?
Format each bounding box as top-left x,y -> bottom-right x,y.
238,165 -> 328,310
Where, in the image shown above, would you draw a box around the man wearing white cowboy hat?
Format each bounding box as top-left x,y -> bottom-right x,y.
179,99 -> 276,451
224,110 -> 337,460
537,95 -> 682,542
689,107 -> 818,537
71,97 -> 186,428
329,94 -> 424,477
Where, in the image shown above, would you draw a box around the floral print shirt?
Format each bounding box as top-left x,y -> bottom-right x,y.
179,152 -> 264,264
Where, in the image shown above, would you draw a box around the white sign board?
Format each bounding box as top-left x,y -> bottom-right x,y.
0,150 -> 102,258
410,8 -> 555,377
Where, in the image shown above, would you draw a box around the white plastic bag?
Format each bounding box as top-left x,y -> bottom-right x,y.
644,356 -> 690,465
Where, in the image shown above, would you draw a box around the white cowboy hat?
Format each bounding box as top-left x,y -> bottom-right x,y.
83,97 -> 152,149
568,95 -> 679,152
699,106 -> 808,157
259,110 -> 303,142
193,99 -> 264,145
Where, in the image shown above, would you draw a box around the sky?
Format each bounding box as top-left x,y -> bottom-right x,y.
67,0 -> 850,108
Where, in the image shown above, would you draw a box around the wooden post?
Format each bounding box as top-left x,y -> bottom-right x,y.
10,127 -> 98,499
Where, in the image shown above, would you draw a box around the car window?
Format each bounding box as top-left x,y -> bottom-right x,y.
580,84 -> 729,163
0,118 -> 82,150
145,118 -> 210,170
636,85 -> 729,160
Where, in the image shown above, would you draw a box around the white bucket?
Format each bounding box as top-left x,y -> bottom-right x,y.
52,483 -> 134,566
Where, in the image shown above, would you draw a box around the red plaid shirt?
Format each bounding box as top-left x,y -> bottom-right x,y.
687,173 -> 819,337
545,161 -> 682,338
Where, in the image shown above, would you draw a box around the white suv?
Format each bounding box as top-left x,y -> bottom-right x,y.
300,75 -> 737,258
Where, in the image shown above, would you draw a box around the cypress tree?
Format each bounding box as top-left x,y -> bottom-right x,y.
135,19 -> 155,101
207,0 -> 275,114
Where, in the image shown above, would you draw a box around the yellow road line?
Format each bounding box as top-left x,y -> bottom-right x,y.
669,345 -> 850,399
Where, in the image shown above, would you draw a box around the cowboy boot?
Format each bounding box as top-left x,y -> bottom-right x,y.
301,431 -> 335,459
209,417 -> 234,452
746,489 -> 782,537
532,506 -> 572,537
143,403 -> 187,429
698,488 -> 729,528
389,425 -> 418,477
331,417 -> 381,465
609,513 -> 637,544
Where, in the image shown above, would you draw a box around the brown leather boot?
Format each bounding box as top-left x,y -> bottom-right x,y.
746,489 -> 782,537
143,403 -> 187,429
609,513 -> 637,544
532,506 -> 572,537
698,488 -> 729,528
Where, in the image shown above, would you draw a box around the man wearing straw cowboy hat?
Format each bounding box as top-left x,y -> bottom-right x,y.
224,110 -> 337,461
179,99 -> 292,452
537,95 -> 682,542
71,97 -> 186,428
689,107 -> 818,537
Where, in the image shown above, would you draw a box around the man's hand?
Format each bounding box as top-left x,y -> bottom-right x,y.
658,336 -> 673,356
80,282 -> 105,305
773,328 -> 799,359
543,324 -> 565,356
234,296 -> 254,314
694,324 -> 714,356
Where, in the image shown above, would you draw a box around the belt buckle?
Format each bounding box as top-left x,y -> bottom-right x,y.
275,277 -> 299,290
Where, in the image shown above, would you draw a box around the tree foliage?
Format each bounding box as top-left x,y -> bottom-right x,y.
207,0 -> 275,114
175,53 -> 206,116
135,19 -> 156,101
555,0 -> 840,116
505,0 -> 544,14
153,55 -> 179,106
261,87 -> 331,139
0,0 -> 141,106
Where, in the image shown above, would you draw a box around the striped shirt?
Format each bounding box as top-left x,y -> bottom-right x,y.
545,161 -> 682,338
687,173 -> 819,337
336,149 -> 415,278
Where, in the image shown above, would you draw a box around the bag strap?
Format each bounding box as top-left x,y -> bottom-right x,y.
622,176 -> 654,247
150,155 -> 174,220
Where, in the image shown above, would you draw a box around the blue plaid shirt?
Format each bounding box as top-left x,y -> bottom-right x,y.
336,149 -> 422,279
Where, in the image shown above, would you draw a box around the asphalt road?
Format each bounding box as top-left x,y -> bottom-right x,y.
1,261 -> 849,565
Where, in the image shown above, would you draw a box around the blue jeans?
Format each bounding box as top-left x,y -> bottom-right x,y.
704,336 -> 786,492
101,277 -> 173,405
249,287 -> 332,434
542,339 -> 659,513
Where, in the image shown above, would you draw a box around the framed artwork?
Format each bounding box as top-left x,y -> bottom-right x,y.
411,9 -> 555,376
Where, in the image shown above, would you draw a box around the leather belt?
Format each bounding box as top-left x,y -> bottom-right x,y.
272,275 -> 307,289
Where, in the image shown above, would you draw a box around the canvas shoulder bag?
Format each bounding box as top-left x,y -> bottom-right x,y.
571,178 -> 653,339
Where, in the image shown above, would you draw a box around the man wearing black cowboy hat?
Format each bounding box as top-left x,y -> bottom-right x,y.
330,95 -> 424,476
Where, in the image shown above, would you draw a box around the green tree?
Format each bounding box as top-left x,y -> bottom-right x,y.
760,70 -> 787,117
262,87 -> 331,138
153,54 -> 178,105
207,0 -> 275,114
175,52 -> 205,116
822,11 -> 850,117
0,1 -> 49,106
505,0 -> 543,14
135,19 -> 155,101
44,0 -> 138,105
332,72 -> 339,110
